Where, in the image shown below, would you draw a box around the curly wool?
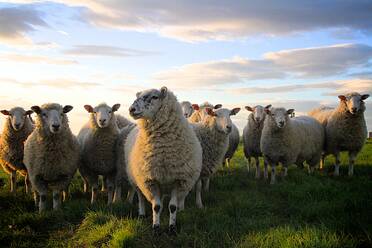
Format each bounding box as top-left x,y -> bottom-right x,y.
261,113 -> 324,168
192,115 -> 229,178
125,91 -> 202,201
24,103 -> 79,191
0,113 -> 34,176
243,113 -> 265,158
224,123 -> 239,161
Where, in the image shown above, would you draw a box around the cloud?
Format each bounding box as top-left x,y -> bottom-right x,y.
0,52 -> 78,65
10,0 -> 372,42
0,77 -> 100,89
62,45 -> 157,57
154,44 -> 372,87
0,5 -> 48,46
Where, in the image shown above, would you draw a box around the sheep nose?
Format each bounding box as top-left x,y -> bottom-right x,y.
99,119 -> 106,125
15,123 -> 20,129
226,125 -> 232,132
52,124 -> 60,129
129,106 -> 136,114
255,117 -> 260,122
279,121 -> 284,126
351,107 -> 357,113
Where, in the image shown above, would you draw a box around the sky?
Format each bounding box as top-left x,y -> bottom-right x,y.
0,0 -> 371,134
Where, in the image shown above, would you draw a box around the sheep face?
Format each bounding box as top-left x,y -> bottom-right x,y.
84,103 -> 120,128
338,93 -> 369,115
1,107 -> 33,131
192,103 -> 222,122
180,101 -> 194,118
265,107 -> 294,129
206,107 -> 240,134
31,104 -> 73,134
245,104 -> 271,123
129,87 -> 167,120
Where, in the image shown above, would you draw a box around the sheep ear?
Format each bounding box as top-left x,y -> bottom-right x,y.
136,92 -> 141,98
160,86 -> 167,99
192,104 -> 200,110
338,95 -> 347,101
84,105 -> 93,113
361,94 -> 370,100
214,104 -> 222,109
25,110 -> 33,116
245,106 -> 254,112
31,106 -> 41,115
265,104 -> 272,109
287,109 -> 294,115
264,108 -> 271,114
63,105 -> 73,113
0,110 -> 10,115
230,108 -> 241,116
205,108 -> 216,116
112,104 -> 121,112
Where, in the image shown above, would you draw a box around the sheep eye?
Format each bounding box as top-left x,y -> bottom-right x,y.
42,113 -> 47,117
109,111 -> 112,114
152,96 -> 159,100
93,111 -> 97,114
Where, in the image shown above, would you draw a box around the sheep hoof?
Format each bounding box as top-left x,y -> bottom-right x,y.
152,224 -> 161,236
168,224 -> 177,236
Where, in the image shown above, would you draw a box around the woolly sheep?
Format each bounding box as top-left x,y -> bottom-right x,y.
223,123 -> 239,168
0,107 -> 34,193
125,87 -> 202,234
242,105 -> 271,178
188,102 -> 222,123
191,106 -> 240,208
24,103 -> 79,212
308,92 -> 369,176
261,107 -> 324,184
78,103 -> 122,205
180,101 -> 194,118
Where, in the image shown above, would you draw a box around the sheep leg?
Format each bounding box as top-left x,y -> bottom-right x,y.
33,191 -> 39,209
106,177 -> 115,205
150,185 -> 162,234
334,152 -> 341,176
348,152 -> 357,177
25,173 -> 31,194
113,185 -> 122,203
202,178 -> 210,192
246,157 -> 251,173
39,191 -> 47,213
62,190 -> 68,202
177,187 -> 189,212
101,176 -> 107,192
82,177 -> 89,193
255,157 -> 261,179
195,179 -> 203,209
137,190 -> 146,217
90,176 -> 99,204
319,154 -> 325,170
168,188 -> 178,235
264,161 -> 269,179
126,187 -> 135,204
225,158 -> 230,168
10,170 -> 16,194
270,164 -> 276,185
282,166 -> 288,177
52,190 -> 61,210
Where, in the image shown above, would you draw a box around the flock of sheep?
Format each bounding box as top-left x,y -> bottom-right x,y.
0,87 -> 369,235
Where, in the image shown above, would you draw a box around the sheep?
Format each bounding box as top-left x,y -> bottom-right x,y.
77,103 -> 122,205
116,114 -> 133,129
0,107 -> 34,193
242,105 -> 271,178
125,86 -> 202,234
308,92 -> 369,176
180,101 -> 194,118
223,123 -> 239,168
188,102 -> 222,123
191,106 -> 240,208
24,103 -> 79,212
260,107 -> 324,184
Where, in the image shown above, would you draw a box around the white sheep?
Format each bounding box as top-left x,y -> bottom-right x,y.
24,103 -> 79,212
242,105 -> 271,178
223,123 -> 239,168
308,92 -> 369,176
188,102 -> 222,123
0,107 -> 34,193
191,106 -> 240,208
180,101 -> 194,118
125,87 -> 202,235
260,107 -> 324,184
77,103 -> 122,205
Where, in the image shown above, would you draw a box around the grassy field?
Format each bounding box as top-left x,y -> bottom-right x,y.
1,140 -> 372,248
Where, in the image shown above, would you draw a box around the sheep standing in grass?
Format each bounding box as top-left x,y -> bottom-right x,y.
180,101 -> 194,118
0,107 -> 34,193
261,107 -> 324,184
242,105 -> 271,178
223,123 -> 239,168
24,103 -> 79,212
125,87 -> 202,234
309,92 -> 369,176
78,103 -> 122,205
191,106 -> 240,208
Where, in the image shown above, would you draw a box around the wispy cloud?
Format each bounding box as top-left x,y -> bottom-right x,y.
0,77 -> 100,89
62,45 -> 157,57
0,53 -> 78,65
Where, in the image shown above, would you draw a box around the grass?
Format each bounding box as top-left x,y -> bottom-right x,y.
0,139 -> 372,247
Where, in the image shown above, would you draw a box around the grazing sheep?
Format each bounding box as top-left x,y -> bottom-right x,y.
125,87 -> 202,234
78,103 -> 121,205
24,103 -> 79,212
223,123 -> 239,168
261,107 -> 324,184
0,107 -> 34,193
242,105 -> 271,178
191,106 -> 240,208
188,102 -> 222,123
309,92 -> 369,176
180,101 -> 194,118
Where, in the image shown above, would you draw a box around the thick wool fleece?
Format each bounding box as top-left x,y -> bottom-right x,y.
261,115 -> 324,168
243,113 -> 265,158
225,123 -> 239,161
116,115 -> 133,129
125,91 -> 202,202
0,114 -> 34,176
192,115 -> 229,178
24,103 -> 79,191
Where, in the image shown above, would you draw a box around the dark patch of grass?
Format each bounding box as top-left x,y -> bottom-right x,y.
0,139 -> 371,247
